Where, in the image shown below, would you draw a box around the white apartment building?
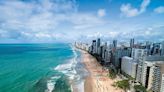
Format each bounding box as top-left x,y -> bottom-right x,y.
121,56 -> 137,78
138,56 -> 164,92
132,48 -> 147,60
136,61 -> 143,82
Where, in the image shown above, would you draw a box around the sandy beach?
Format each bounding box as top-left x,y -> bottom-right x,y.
81,50 -> 124,92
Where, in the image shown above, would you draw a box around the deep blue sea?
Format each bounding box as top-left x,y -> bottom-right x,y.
0,44 -> 88,92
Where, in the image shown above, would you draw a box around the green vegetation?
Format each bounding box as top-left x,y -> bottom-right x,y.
121,71 -> 134,80
108,69 -> 116,79
134,85 -> 147,92
113,80 -> 130,92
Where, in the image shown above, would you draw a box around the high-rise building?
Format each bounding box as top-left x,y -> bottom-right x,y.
130,38 -> 134,48
150,43 -> 160,55
136,61 -> 143,82
146,41 -> 151,49
97,45 -> 101,55
96,38 -> 101,54
121,56 -> 137,78
102,42 -> 107,59
113,40 -> 117,49
131,48 -> 147,60
145,41 -> 151,55
161,41 -> 164,56
137,56 -> 164,92
97,38 -> 101,46
96,45 -> 103,57
104,50 -> 111,64
92,40 -> 96,54
112,48 -> 131,69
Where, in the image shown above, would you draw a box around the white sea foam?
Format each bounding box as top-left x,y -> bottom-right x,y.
45,45 -> 78,92
47,45 -> 86,92
45,76 -> 61,92
46,80 -> 54,92
54,45 -> 78,80
51,76 -> 61,80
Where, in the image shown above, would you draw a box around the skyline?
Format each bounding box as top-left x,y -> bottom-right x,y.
0,0 -> 164,43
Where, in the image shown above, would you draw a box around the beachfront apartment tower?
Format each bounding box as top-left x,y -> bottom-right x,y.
121,56 -> 137,78
136,61 -> 143,82
92,40 -> 97,54
96,38 -> 101,53
112,48 -> 131,69
139,56 -> 164,92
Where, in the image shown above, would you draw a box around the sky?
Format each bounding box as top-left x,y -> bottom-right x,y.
0,0 -> 164,43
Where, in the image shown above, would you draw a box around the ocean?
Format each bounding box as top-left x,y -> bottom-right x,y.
0,43 -> 88,92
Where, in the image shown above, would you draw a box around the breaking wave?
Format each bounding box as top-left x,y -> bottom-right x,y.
53,45 -> 89,92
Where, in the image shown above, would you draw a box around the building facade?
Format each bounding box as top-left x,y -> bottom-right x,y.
112,48 -> 131,69
97,38 -> 101,53
131,48 -> 147,60
121,56 -> 137,78
92,40 -> 96,54
161,41 -> 164,56
130,38 -> 134,48
137,56 -> 164,92
113,40 -> 117,49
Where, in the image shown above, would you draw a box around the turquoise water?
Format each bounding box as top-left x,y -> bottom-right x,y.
0,43 -> 82,92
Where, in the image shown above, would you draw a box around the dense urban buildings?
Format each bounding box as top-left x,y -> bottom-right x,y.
131,48 -> 147,60
75,38 -> 164,92
140,56 -> 164,92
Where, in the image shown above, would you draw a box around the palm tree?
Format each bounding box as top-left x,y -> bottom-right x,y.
113,80 -> 130,92
134,85 -> 147,92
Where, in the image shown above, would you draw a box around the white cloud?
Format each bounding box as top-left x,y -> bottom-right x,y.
0,0 -> 107,42
1,0 -> 162,43
120,0 -> 150,17
97,9 -> 106,17
77,24 -> 164,42
71,13 -> 106,29
154,6 -> 164,14
86,32 -> 102,38
120,4 -> 139,17
0,0 -> 74,30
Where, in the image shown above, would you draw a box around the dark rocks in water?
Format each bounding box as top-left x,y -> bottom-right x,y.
53,76 -> 71,92
29,77 -> 47,92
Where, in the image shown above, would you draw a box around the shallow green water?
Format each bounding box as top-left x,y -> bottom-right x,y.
0,43 -> 73,92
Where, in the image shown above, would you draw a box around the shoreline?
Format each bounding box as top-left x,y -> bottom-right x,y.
71,47 -> 89,92
80,50 -> 124,92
